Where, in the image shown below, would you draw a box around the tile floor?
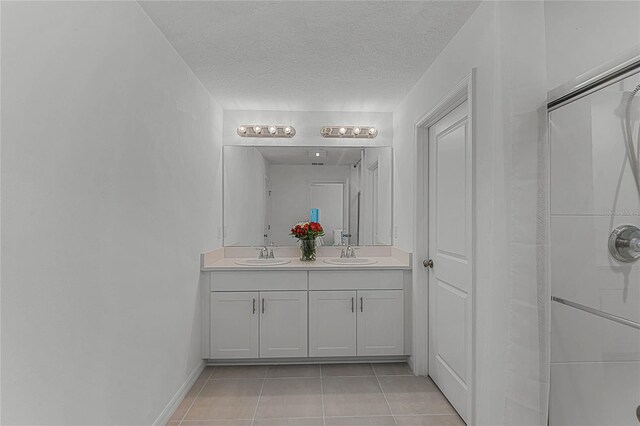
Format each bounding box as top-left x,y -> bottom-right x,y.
167,362 -> 464,426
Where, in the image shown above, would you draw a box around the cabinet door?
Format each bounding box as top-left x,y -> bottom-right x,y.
309,291 -> 357,357
357,290 -> 404,356
260,291 -> 308,358
210,292 -> 259,359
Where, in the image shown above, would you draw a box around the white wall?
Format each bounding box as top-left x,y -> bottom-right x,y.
269,165 -> 352,247
224,110 -> 392,147
393,2 -> 548,424
223,147 -> 269,246
545,1 -> 640,90
393,4 -> 506,423
1,2 -> 223,425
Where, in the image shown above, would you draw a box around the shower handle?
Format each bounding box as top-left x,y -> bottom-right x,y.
609,225 -> 640,263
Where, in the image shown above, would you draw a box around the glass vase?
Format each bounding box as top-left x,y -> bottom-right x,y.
299,239 -> 317,261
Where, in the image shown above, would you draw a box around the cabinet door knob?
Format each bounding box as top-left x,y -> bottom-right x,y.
351,297 -> 354,313
360,297 -> 364,312
423,259 -> 434,268
253,298 -> 256,314
262,298 -> 265,314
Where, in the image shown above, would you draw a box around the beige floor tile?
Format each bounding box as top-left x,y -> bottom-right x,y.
254,378 -> 323,419
165,422 -> 180,426
394,415 -> 465,425
378,376 -> 456,415
169,395 -> 195,422
180,421 -> 253,426
266,364 -> 321,378
322,376 -> 391,417
210,366 -> 268,380
253,418 -> 324,426
321,363 -> 375,377
183,379 -> 263,420
325,416 -> 396,425
199,366 -> 217,381
373,362 -> 413,376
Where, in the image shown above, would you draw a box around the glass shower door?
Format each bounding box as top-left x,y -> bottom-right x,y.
549,70 -> 640,425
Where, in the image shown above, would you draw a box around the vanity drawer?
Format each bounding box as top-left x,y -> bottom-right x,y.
210,271 -> 307,292
309,270 -> 403,290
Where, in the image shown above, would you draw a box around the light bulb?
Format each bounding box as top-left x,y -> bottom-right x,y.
254,126 -> 262,134
238,126 -> 247,134
368,127 -> 377,136
338,127 -> 347,135
284,127 -> 292,135
315,152 -> 320,157
353,127 -> 361,135
268,126 -> 277,135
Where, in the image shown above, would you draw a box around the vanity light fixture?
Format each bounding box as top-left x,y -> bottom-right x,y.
321,126 -> 378,139
237,125 -> 296,138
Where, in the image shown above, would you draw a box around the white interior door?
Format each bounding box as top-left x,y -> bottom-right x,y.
309,183 -> 345,245
308,290 -> 356,357
427,100 -> 472,422
259,291 -> 308,358
210,292 -> 259,359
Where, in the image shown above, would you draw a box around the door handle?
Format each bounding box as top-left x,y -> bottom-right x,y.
351,297 -> 354,313
360,297 -> 363,312
253,298 -> 256,314
262,298 -> 265,314
423,259 -> 434,268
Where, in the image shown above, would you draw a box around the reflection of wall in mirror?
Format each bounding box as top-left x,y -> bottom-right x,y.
349,158 -> 362,245
362,148 -> 392,245
269,165 -> 351,246
223,147 -> 269,246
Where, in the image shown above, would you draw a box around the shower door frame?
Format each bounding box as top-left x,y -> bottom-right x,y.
546,49 -> 640,425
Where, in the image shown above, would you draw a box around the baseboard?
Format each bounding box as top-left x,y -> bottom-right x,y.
153,360 -> 205,426
205,355 -> 410,366
407,356 -> 416,374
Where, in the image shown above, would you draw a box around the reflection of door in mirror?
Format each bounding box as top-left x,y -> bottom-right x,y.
309,182 -> 346,245
264,176 -> 270,244
364,158 -> 380,245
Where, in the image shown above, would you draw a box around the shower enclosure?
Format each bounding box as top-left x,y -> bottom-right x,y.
549,66 -> 640,424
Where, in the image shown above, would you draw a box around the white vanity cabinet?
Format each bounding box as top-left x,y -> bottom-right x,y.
308,289 -> 404,357
356,290 -> 404,355
208,269 -> 407,361
309,290 -> 357,357
308,271 -> 405,357
259,291 -> 308,358
210,291 -> 259,359
209,271 -> 308,359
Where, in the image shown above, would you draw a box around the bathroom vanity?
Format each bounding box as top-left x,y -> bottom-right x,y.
201,247 -> 412,363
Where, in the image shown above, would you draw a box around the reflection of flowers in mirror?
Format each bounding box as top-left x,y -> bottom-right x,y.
290,221 -> 325,240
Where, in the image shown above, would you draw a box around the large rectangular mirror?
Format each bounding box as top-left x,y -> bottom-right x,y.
223,146 -> 392,247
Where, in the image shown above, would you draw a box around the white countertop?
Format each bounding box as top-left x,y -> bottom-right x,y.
201,246 -> 412,271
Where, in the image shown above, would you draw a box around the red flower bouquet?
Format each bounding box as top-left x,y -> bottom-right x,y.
290,221 -> 324,261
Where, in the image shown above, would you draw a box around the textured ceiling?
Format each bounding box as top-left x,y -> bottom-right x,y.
139,1 -> 480,112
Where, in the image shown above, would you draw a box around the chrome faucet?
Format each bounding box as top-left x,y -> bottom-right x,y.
341,245 -> 356,258
268,242 -> 275,259
258,246 -> 268,259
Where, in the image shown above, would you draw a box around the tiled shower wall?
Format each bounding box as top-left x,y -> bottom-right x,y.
549,72 -> 640,425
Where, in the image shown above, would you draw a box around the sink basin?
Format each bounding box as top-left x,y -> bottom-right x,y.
235,258 -> 292,266
323,258 -> 378,265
